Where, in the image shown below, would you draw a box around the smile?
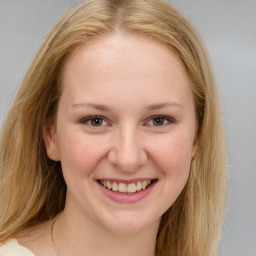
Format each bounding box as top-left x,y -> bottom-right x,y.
99,180 -> 153,194
97,179 -> 158,203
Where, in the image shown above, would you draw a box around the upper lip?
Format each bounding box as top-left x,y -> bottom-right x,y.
96,178 -> 157,184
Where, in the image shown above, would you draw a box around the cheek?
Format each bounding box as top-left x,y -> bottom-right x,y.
57,129 -> 109,176
149,133 -> 193,177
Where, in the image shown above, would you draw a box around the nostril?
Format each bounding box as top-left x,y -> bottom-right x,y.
108,146 -> 147,172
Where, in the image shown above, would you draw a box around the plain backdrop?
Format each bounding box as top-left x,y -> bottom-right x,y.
0,1 -> 255,255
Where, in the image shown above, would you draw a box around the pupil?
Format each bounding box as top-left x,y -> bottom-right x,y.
153,117 -> 164,126
92,118 -> 102,126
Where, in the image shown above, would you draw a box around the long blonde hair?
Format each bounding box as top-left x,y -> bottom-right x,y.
0,0 -> 227,255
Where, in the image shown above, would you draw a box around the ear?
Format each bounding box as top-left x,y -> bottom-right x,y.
43,123 -> 60,161
191,136 -> 198,159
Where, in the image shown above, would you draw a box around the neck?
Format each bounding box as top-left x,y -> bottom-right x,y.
53,207 -> 159,256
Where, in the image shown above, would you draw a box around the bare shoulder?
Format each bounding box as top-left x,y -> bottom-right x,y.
15,220 -> 56,256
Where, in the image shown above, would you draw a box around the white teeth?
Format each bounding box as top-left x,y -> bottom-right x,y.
119,183 -> 127,193
112,181 -> 118,191
107,180 -> 112,190
142,180 -> 147,190
136,181 -> 142,191
127,183 -> 136,193
100,179 -> 152,193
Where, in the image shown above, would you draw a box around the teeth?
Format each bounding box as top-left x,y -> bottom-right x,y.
119,183 -> 127,193
136,181 -> 142,191
107,180 -> 112,190
142,180 -> 147,190
100,179 -> 152,193
127,183 -> 136,193
112,181 -> 118,191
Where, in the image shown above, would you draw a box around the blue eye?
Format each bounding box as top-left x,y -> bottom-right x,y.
147,116 -> 174,126
81,116 -> 107,127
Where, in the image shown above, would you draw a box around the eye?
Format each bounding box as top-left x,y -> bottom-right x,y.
146,116 -> 174,127
80,116 -> 108,127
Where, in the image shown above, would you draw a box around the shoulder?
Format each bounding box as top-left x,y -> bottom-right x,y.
0,238 -> 35,256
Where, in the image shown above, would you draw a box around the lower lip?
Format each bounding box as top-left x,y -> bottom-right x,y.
97,181 -> 157,203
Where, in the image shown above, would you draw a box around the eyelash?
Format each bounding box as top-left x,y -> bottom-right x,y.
145,115 -> 174,127
80,115 -> 174,127
80,115 -> 108,127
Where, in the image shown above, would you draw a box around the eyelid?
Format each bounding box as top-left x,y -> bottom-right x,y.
79,115 -> 174,127
145,115 -> 175,126
80,115 -> 109,127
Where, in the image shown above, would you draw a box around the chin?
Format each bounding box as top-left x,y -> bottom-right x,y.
99,212 -> 160,235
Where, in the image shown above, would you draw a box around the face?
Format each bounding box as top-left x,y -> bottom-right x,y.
44,33 -> 197,234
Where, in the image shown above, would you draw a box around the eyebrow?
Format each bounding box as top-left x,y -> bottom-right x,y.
145,102 -> 183,111
71,101 -> 183,111
72,103 -> 111,111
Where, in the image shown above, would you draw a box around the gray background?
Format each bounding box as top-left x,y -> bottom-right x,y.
0,1 -> 255,255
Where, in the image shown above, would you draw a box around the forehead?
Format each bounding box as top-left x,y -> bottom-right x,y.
60,33 -> 193,109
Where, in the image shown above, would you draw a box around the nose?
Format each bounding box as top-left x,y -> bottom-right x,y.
108,126 -> 147,172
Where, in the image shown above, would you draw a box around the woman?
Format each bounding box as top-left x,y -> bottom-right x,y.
0,0 -> 227,255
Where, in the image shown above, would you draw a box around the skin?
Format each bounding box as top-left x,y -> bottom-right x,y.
19,32 -> 197,256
